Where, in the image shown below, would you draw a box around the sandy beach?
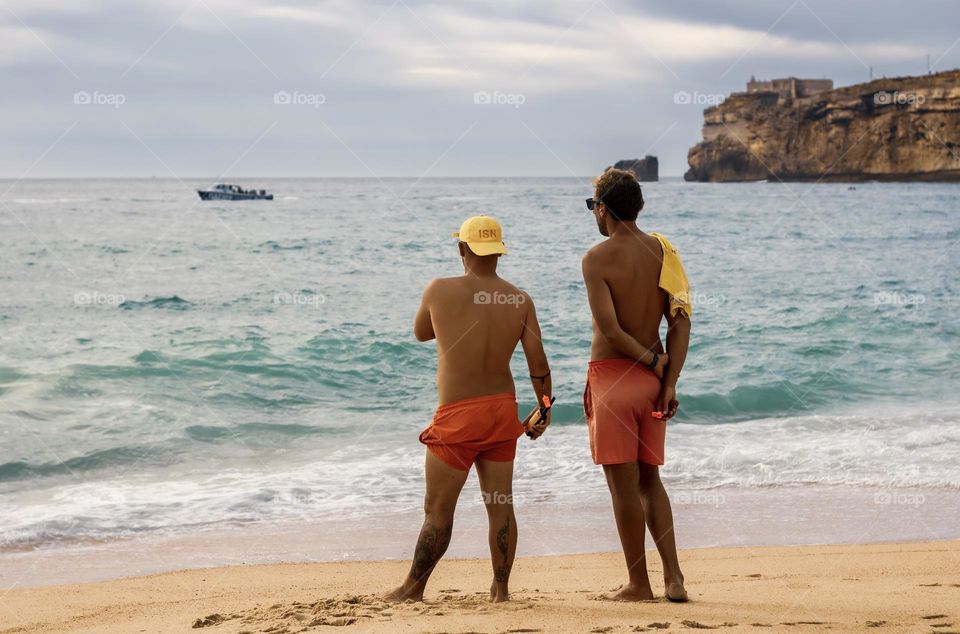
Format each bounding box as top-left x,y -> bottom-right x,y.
2,540 -> 958,633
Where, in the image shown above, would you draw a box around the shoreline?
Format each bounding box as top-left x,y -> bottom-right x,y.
2,540 -> 958,633
3,485 -> 959,589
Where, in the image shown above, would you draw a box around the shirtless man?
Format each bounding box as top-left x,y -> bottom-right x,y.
581,168 -> 692,602
385,215 -> 552,603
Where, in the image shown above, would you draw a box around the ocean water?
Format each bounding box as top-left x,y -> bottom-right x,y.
1,177 -> 958,564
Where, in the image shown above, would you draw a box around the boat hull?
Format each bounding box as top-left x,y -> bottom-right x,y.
197,190 -> 273,201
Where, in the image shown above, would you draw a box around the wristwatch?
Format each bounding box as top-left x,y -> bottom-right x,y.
644,351 -> 659,370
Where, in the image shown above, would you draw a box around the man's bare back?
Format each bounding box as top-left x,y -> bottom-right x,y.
581,167 -> 691,603
417,274 -> 537,405
584,231 -> 668,362
386,216 -> 551,605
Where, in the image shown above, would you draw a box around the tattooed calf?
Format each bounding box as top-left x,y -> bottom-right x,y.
410,522 -> 453,582
493,515 -> 511,582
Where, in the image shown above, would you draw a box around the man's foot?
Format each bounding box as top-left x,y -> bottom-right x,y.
653,353 -> 669,380
664,579 -> 688,602
382,584 -> 423,603
489,581 -> 510,603
600,583 -> 655,602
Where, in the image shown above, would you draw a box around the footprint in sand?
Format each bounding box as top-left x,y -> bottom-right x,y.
306,616 -> 357,627
191,613 -> 228,628
200,595 -> 387,630
205,591 -> 541,632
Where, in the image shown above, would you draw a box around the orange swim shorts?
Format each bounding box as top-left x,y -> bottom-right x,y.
583,359 -> 666,466
419,392 -> 524,471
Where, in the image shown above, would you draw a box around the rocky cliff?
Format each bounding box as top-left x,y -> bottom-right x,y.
685,69 -> 960,182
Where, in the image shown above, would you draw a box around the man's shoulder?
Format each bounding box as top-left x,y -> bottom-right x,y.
501,279 -> 533,308
648,231 -> 683,252
422,276 -> 464,299
426,275 -> 465,288
582,240 -> 619,270
584,240 -> 609,259
493,276 -> 524,294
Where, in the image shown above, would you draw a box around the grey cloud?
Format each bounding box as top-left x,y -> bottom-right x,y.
0,0 -> 957,178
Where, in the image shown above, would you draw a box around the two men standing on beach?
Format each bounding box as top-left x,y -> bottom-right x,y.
387,168 -> 691,604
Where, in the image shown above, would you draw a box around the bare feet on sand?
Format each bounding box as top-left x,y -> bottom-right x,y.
489,581 -> 510,603
601,583 -> 655,602
665,578 -> 689,602
382,585 -> 423,603
653,352 -> 669,380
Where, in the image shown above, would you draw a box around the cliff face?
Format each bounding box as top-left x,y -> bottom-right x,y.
685,70 -> 960,182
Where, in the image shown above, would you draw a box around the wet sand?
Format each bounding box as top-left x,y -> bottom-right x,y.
2,540 -> 959,633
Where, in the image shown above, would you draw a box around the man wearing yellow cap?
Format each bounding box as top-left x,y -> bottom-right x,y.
384,215 -> 552,604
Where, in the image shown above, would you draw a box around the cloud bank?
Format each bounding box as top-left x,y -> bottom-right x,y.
0,0 -> 956,177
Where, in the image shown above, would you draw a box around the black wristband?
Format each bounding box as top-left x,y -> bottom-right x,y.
644,351 -> 659,370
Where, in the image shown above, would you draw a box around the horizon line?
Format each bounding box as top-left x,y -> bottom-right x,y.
0,174 -> 688,180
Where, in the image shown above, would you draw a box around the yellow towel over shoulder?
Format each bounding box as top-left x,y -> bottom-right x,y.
649,232 -> 692,318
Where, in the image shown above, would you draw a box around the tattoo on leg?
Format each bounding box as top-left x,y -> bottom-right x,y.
410,522 -> 452,583
493,515 -> 510,583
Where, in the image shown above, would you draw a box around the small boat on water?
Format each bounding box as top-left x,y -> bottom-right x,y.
197,184 -> 273,201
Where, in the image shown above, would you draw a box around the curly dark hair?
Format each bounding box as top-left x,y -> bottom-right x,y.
593,168 -> 644,221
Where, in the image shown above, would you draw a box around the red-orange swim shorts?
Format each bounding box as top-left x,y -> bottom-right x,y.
583,359 -> 665,466
419,392 -> 524,471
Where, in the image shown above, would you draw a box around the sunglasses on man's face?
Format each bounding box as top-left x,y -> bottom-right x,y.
585,197 -> 600,211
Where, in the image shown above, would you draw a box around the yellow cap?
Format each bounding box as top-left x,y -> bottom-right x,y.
452,215 -> 508,256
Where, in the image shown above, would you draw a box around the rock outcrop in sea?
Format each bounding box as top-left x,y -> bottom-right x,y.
610,156 -> 658,181
684,70 -> 960,182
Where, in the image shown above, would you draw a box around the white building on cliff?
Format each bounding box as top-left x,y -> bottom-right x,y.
746,76 -> 834,100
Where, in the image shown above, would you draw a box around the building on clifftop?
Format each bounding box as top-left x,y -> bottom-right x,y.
746,76 -> 834,100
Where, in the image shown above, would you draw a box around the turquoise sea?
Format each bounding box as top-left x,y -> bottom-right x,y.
1,177 -> 958,584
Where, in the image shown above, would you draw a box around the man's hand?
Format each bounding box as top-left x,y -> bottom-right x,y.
528,410 -> 551,440
656,384 -> 679,420
653,352 -> 669,380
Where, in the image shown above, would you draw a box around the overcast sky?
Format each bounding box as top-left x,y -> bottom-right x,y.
2,0 -> 958,178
